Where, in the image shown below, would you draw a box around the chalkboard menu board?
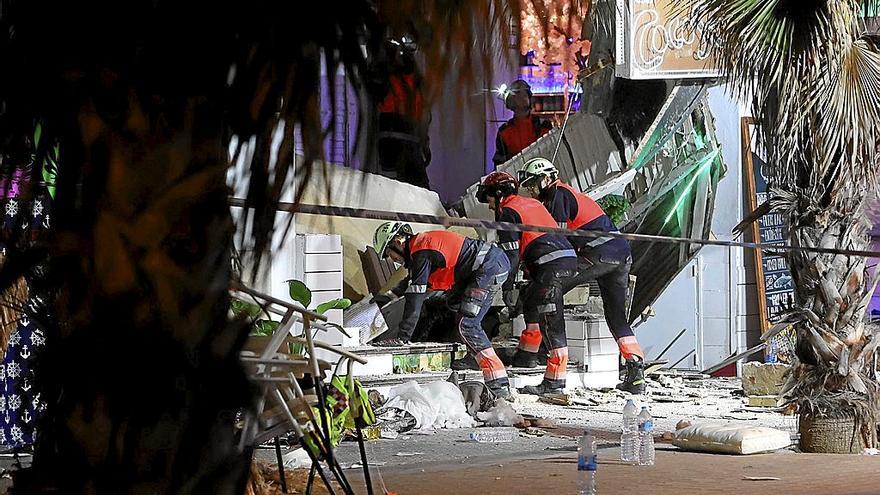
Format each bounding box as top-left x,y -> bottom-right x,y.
742,119 -> 796,330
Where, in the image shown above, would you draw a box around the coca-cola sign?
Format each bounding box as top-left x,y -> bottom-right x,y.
615,0 -> 719,79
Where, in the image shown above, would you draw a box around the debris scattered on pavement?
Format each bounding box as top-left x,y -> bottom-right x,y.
394,452 -> 425,457
476,399 -> 524,427
520,427 -> 546,437
742,476 -> 781,481
539,394 -> 572,406
281,449 -> 311,469
347,461 -> 387,469
861,448 -> 880,456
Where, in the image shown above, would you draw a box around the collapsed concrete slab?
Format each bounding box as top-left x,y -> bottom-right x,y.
293,160 -> 451,299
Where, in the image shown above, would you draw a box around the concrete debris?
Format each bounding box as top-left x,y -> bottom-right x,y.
742,362 -> 790,396
476,400 -> 524,427
368,389 -> 386,410
519,427 -> 546,438
371,408 -> 418,436
539,394 -> 572,406
748,395 -> 780,408
281,449 -> 311,469
293,159 -> 451,300
515,415 -> 557,429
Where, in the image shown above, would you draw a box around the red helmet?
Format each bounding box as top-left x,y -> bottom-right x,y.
476,171 -> 519,203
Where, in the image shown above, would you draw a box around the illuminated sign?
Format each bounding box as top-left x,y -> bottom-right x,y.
615,0 -> 719,79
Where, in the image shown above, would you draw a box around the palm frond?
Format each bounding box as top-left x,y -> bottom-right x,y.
687,0 -> 880,214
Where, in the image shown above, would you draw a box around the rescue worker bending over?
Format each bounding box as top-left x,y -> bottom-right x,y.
476,172 -> 576,396
372,223 -> 513,399
519,157 -> 646,394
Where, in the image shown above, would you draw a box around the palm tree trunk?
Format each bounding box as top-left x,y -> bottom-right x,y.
13,97 -> 252,492
783,203 -> 880,449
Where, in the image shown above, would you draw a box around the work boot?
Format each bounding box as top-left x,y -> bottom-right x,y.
451,354 -> 480,371
490,385 -> 513,402
511,349 -> 539,368
616,359 -> 646,394
518,380 -> 564,396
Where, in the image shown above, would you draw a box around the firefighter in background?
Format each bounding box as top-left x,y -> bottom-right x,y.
372,223 -> 513,399
519,157 -> 646,394
492,79 -> 553,168
376,37 -> 432,188
476,172 -> 576,395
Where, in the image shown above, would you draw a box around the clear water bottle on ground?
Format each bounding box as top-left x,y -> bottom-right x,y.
469,427 -> 515,443
637,406 -> 655,466
620,399 -> 639,463
577,430 -> 598,495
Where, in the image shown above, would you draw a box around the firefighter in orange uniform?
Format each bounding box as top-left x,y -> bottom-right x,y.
476,172 -> 576,395
519,158 -> 646,394
372,223 -> 512,399
492,80 -> 553,168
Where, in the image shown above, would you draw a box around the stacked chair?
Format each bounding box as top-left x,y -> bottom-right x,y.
233,283 -> 373,495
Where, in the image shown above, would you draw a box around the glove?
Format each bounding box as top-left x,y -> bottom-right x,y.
370,291 -> 395,307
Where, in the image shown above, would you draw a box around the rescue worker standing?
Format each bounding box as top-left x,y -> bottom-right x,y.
372,223 -> 512,399
519,158 -> 647,394
376,38 -> 431,188
492,80 -> 553,168
476,172 -> 576,395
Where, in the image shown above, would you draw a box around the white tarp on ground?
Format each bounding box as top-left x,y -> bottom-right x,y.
384,381 -> 476,430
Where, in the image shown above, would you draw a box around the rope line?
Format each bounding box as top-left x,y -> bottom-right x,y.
228,198 -> 880,259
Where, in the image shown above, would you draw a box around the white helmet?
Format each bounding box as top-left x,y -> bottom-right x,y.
518,157 -> 559,187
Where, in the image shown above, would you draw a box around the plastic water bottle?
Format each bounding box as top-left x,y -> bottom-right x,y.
620,399 -> 639,463
637,407 -> 655,466
469,428 -> 515,443
577,430 -> 597,495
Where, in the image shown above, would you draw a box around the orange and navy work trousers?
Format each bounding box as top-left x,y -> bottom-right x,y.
561,251 -> 644,361
518,258 -> 576,389
457,247 -> 510,392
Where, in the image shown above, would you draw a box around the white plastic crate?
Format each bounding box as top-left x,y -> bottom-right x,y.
302,234 -> 343,254
293,234 -> 344,325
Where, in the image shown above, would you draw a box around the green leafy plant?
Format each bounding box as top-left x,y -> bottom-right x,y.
229,299 -> 278,336
230,280 -> 352,338
285,279 -> 352,316
597,194 -> 631,226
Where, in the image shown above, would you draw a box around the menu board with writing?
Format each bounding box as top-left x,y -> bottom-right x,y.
742,119 -> 795,330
